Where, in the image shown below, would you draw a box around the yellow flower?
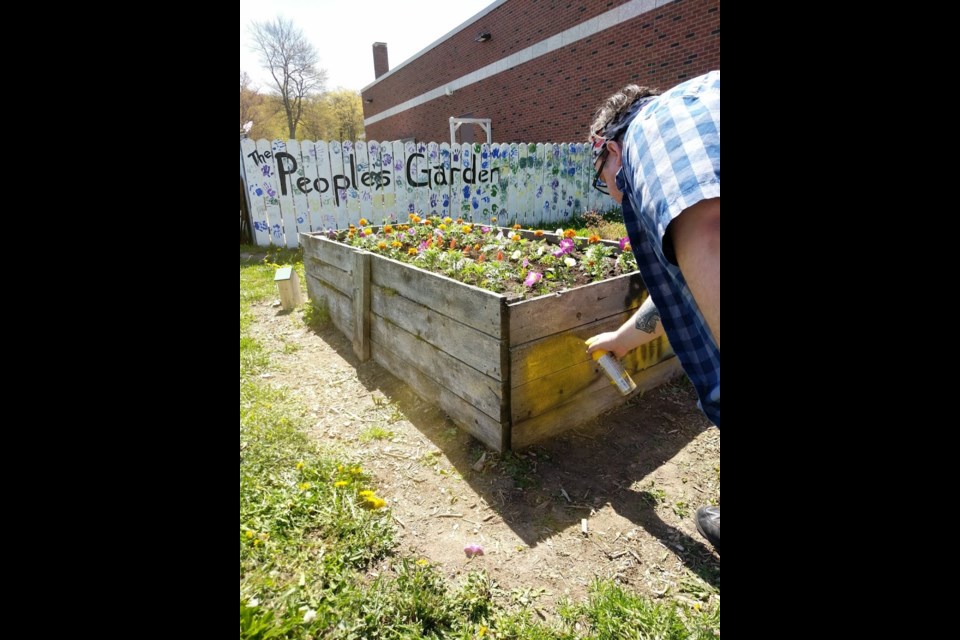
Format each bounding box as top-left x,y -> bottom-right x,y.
359,218 -> 368,226
444,217 -> 453,224
490,217 -> 497,224
438,224 -> 447,231
461,224 -> 472,233
295,461 -> 304,470
245,530 -> 255,539
359,490 -> 375,497
416,559 -> 430,566
410,214 -> 421,224
351,466 -> 362,474
478,625 -> 488,637
368,497 -> 386,509
391,241 -> 402,249
377,241 -> 388,250
299,482 -> 312,490
334,480 -> 349,487
253,538 -> 261,546
364,227 -> 373,235
408,247 -> 418,255
383,224 -> 393,234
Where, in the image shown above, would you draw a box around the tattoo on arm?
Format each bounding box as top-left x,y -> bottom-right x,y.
635,306 -> 660,334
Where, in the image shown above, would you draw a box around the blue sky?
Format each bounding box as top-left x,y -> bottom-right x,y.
240,0 -> 496,94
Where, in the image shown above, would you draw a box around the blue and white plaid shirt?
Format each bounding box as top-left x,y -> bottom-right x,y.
615,70 -> 720,427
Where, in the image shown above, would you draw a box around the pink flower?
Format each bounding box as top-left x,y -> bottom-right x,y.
619,237 -> 631,252
464,544 -> 484,558
524,271 -> 542,287
552,238 -> 575,257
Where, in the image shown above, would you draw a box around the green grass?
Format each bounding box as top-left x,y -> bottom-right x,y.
359,426 -> 394,442
240,246 -> 719,638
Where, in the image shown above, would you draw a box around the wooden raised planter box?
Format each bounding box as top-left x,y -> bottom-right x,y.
301,230 -> 681,452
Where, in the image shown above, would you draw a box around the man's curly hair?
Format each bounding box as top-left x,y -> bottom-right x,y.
589,84 -> 661,141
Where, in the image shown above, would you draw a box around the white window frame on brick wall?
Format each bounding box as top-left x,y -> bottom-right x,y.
449,117 -> 492,146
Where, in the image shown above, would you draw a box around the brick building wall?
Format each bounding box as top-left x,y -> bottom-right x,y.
362,0 -> 719,143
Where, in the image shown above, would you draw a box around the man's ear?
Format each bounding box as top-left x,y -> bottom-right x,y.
606,140 -> 622,165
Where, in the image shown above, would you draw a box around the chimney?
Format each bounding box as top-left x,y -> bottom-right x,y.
372,42 -> 389,79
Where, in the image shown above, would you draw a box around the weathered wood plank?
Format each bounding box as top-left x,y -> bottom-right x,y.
301,233 -> 355,273
511,336 -> 673,421
305,257 -> 353,297
509,271 -> 647,345
510,357 -> 683,449
370,315 -> 503,421
371,254 -> 504,338
305,272 -> 354,338
372,341 -> 507,452
353,251 -> 371,361
371,284 -> 504,380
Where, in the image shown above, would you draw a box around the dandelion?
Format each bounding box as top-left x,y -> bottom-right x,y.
524,271 -> 542,287
334,480 -> 349,487
351,466 -> 362,474
295,461 -> 305,470
299,482 -> 312,490
253,539 -> 261,546
245,530 -> 255,539
359,490 -> 375,497
416,558 -> 430,566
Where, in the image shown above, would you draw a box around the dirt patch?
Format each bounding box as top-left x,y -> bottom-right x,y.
248,298 -> 720,617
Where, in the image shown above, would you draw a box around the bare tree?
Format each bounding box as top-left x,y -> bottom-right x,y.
248,17 -> 328,139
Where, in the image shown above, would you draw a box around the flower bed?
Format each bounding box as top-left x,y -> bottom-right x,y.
301,218 -> 681,452
330,215 -> 638,299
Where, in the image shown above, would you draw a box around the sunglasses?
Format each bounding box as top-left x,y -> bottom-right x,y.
592,144 -> 610,195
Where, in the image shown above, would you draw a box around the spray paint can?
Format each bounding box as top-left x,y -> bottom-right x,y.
591,349 -> 637,395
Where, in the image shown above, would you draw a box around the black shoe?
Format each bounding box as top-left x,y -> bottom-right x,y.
696,506 -> 720,552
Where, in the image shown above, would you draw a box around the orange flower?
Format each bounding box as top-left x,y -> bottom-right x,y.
359,218 -> 368,226
449,239 -> 457,249
512,224 -> 522,230
534,229 -> 544,237
477,253 -> 485,263
588,234 -> 601,244
383,224 -> 393,234
496,250 -> 504,261
563,229 -> 577,239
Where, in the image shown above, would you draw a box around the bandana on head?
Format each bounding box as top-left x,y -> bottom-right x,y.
590,95 -> 658,162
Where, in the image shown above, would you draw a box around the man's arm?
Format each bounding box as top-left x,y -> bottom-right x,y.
668,197 -> 719,348
585,296 -> 664,359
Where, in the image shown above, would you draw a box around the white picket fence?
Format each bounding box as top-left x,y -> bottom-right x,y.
240,138 -> 617,248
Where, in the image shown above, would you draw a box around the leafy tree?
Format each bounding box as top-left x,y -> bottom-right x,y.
248,17 -> 327,139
